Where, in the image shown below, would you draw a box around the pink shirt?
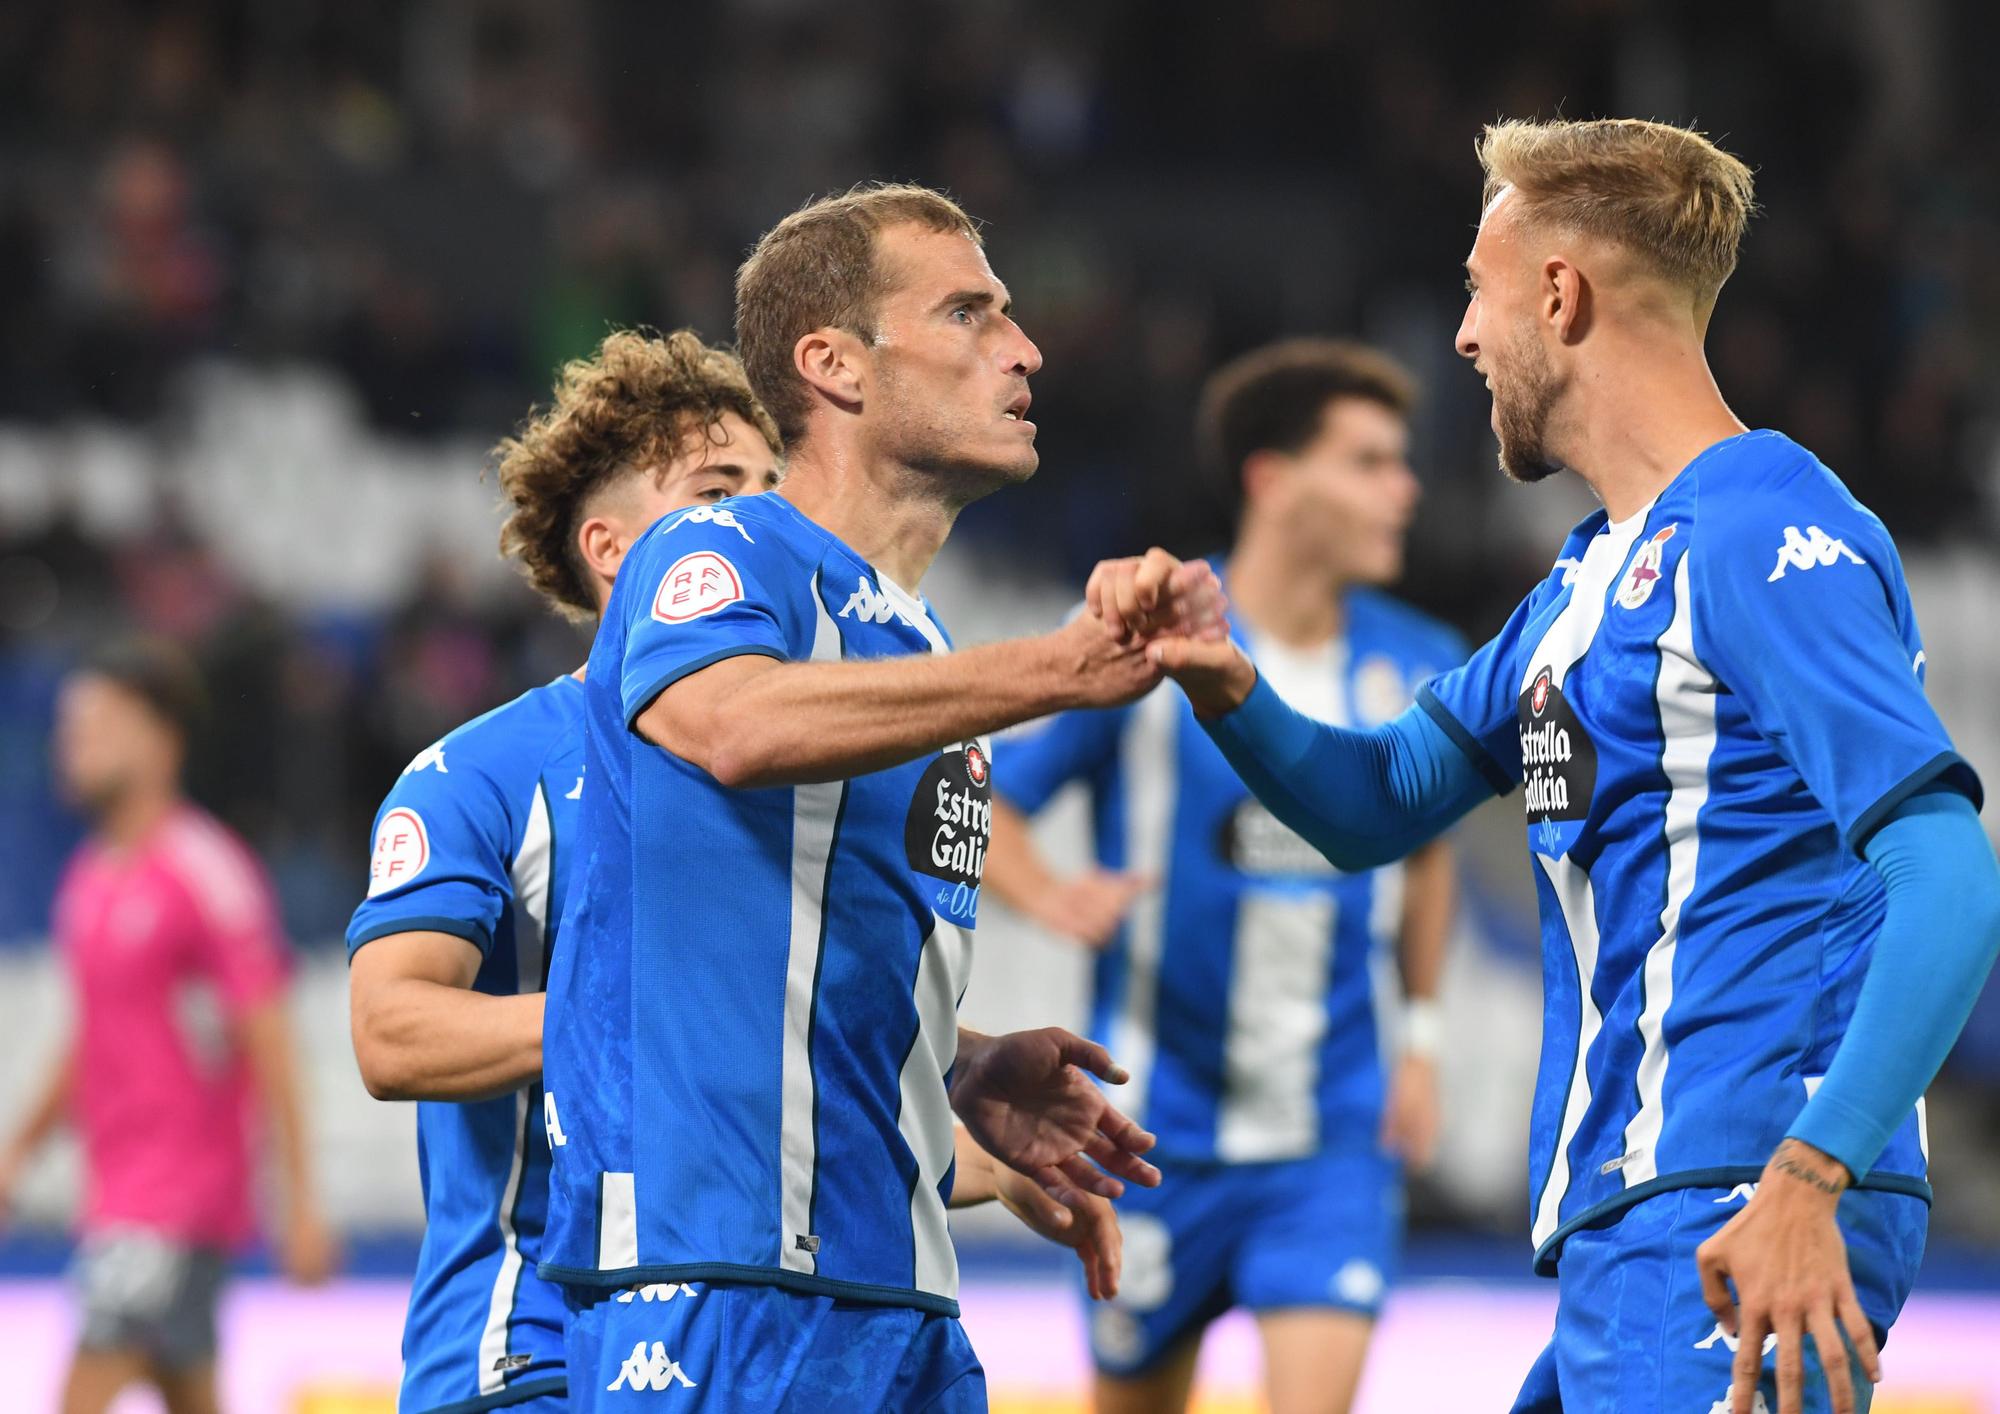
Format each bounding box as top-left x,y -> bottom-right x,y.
54,804 -> 288,1247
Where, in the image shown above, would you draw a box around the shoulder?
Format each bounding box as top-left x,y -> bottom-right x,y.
157,807 -> 274,933
1685,431 -> 1898,582
1346,588 -> 1469,667
622,494 -> 830,628
408,680 -> 576,794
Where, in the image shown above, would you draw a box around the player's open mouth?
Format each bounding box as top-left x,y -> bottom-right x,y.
1003,393 -> 1032,422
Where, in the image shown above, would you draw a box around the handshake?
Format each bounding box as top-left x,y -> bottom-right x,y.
1050,548 -> 1260,718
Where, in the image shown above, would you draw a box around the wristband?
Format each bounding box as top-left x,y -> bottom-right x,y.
1402,998 -> 1444,1059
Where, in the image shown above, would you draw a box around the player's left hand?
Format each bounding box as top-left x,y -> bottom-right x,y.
1696,1139 -> 1880,1414
951,1027 -> 1161,1211
1379,1053 -> 1442,1170
992,1162 -> 1124,1300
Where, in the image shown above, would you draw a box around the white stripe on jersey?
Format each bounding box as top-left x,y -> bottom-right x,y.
1532,854 -> 1605,1249
597,1172 -> 639,1269
478,782 -> 554,1394
779,578 -> 845,1277
1523,510 -> 1644,1245
1107,687 -> 1179,1131
898,920 -> 971,1298
1216,632 -> 1349,1162
1215,891 -> 1338,1161
1620,553 -> 1718,1187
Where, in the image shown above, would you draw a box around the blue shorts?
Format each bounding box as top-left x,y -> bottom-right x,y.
1087,1145 -> 1402,1376
1510,1184 -> 1928,1414
562,1280 -> 986,1412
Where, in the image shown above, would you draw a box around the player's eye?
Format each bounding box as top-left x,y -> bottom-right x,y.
950,304 -> 977,324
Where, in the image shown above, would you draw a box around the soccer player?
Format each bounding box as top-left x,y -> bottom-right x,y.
982,338 -> 1465,1414
0,639 -> 336,1414
1091,119 -> 2000,1414
346,329 -> 1120,1414
539,185 -> 1224,1409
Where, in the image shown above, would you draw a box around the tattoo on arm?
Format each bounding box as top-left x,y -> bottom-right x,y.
1772,1155 -> 1846,1196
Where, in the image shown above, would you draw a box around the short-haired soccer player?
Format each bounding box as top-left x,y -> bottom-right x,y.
539,187 -> 1227,1409
984,338 -> 1465,1414
1,638 -> 336,1414
1091,119 -> 2000,1414
346,330 -> 1120,1414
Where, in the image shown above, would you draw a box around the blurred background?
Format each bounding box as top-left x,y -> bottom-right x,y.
2,0 -> 1998,1409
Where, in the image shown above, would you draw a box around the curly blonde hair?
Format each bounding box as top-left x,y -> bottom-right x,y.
494,329 -> 781,620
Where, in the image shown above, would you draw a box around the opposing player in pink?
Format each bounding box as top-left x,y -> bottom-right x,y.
0,640 -> 336,1414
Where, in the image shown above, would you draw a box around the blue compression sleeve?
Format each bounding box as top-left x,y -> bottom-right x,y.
1201,672 -> 1496,871
1788,786 -> 2000,1179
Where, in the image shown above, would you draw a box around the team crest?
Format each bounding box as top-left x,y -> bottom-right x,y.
964,743 -> 989,788
1615,524 -> 1677,610
1529,667 -> 1553,717
652,550 -> 744,624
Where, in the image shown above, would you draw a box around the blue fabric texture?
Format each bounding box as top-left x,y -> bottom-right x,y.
1789,787 -> 2000,1178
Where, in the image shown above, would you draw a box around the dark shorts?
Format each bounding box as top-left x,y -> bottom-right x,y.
72,1227 -> 230,1370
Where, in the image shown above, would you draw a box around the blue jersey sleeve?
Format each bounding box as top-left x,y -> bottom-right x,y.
618,502 -> 806,727
346,744 -> 521,958
995,705 -> 1130,815
1687,489 -> 1981,851
1414,588 -> 1547,796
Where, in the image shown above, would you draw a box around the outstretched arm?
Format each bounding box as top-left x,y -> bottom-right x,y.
636,562 -> 1224,790
1155,642 -> 1495,870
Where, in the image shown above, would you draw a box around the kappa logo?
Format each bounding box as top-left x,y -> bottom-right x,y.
1767,525 -> 1865,582
606,1341 -> 698,1392
653,551 -> 745,624
615,1282 -> 698,1304
1713,1182 -> 1758,1205
665,504 -> 754,543
403,742 -> 448,776
1708,1395 -> 1771,1414
837,575 -> 906,626
1616,524 -> 1677,609
1695,1322 -> 1779,1356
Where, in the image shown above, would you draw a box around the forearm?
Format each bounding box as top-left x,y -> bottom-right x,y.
1204,679 -> 1491,870
680,638 -> 1105,789
1788,788 -> 2000,1178
352,981 -> 544,1102
241,1003 -> 321,1217
1396,840 -> 1455,1001
983,799 -> 1059,916
3,1043 -> 74,1162
948,1126 -> 998,1207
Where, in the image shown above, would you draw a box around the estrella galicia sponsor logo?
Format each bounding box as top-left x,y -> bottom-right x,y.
1519,664 -> 1596,858
1218,798 -> 1338,878
905,738 -> 993,927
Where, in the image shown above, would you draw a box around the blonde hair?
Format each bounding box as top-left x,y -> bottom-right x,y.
494,329 -> 781,620
735,182 -> 981,444
1476,118 -> 1756,302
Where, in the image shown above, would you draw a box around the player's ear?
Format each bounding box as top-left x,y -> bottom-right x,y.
576,513 -> 626,590
1545,257 -> 1590,344
793,327 -> 868,414
1239,449 -> 1289,510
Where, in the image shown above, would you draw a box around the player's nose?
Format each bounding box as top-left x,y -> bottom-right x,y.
1003,317 -> 1043,378
1453,305 -> 1479,361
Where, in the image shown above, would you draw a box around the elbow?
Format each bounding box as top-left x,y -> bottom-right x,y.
350,1021 -> 416,1102
703,740 -> 764,791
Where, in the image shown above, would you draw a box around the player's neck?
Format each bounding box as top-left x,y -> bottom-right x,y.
1227,527 -> 1345,648
1557,339 -> 1748,523
776,442 -> 957,591
95,785 -> 179,853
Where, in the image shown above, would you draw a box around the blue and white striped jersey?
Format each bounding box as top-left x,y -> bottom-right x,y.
1000,576 -> 1464,1163
539,493 -> 988,1317
347,676 -> 584,1413
1420,430 -> 1980,1274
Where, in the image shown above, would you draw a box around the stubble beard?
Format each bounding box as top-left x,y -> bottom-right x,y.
1493,331 -> 1563,485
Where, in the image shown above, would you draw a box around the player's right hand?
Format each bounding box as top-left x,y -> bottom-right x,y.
1032,868 -> 1151,949
1146,636 -> 1258,719
1084,550 -> 1228,645
1042,607 -> 1164,709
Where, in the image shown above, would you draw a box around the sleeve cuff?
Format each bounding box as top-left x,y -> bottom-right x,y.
346,914 -> 494,960
624,644 -> 788,728
1786,1092 -> 1895,1184
1416,685 -> 1516,796
1845,750 -> 1984,856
